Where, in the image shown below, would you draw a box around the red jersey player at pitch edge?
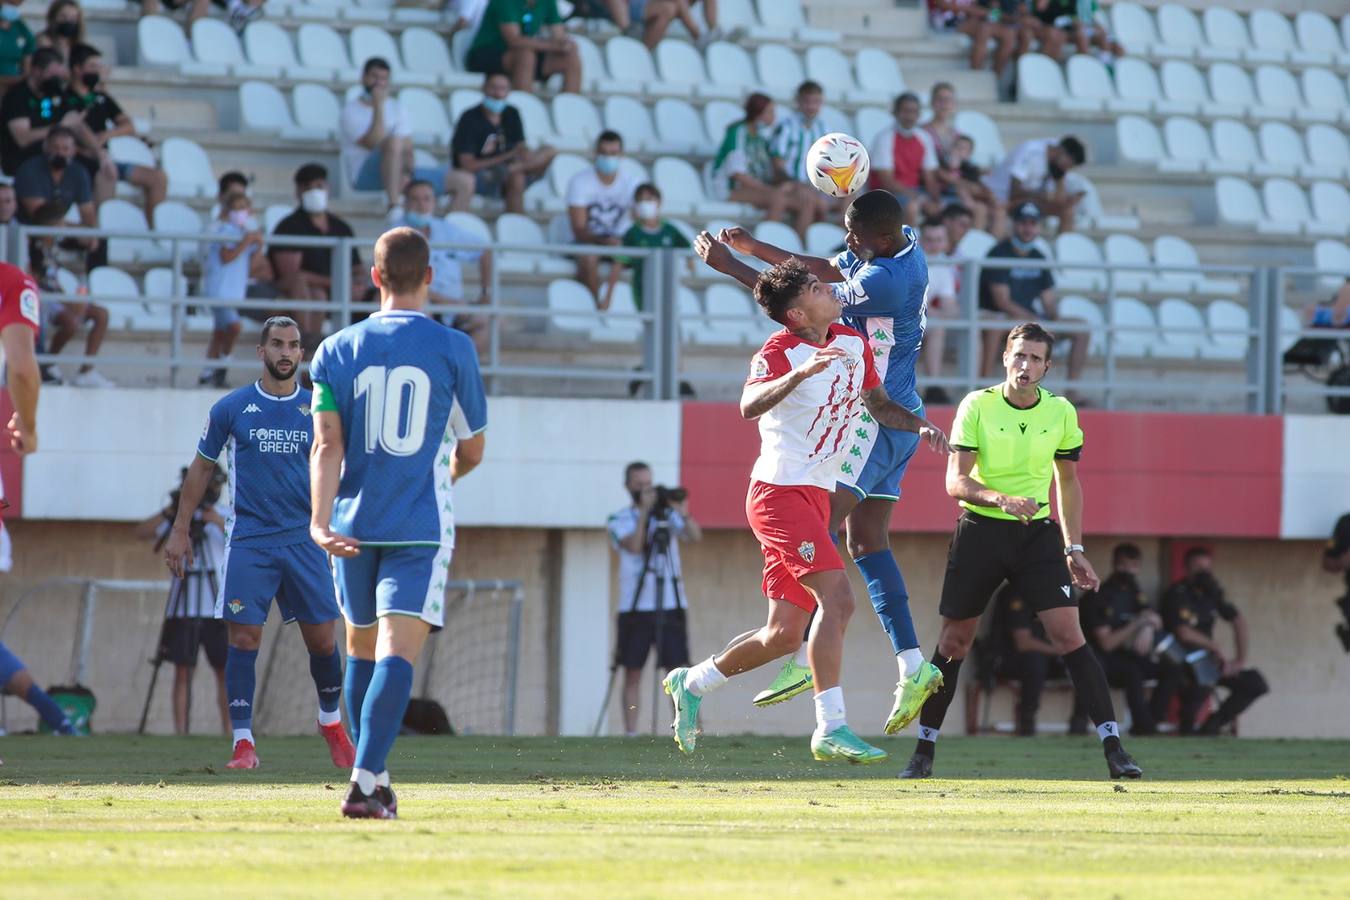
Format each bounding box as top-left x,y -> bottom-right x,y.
663,247 -> 950,764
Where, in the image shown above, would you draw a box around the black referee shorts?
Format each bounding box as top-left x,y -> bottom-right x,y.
938,512 -> 1074,621
616,609 -> 690,671
160,618 -> 228,669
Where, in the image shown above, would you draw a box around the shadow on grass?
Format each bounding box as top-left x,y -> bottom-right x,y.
1,735 -> 1348,788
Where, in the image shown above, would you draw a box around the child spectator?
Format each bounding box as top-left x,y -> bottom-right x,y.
935,134 -> 1004,235
199,188 -> 263,387
918,217 -> 959,405
602,183 -> 690,311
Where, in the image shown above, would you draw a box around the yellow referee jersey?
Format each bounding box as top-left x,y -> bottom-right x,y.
950,385 -> 1084,521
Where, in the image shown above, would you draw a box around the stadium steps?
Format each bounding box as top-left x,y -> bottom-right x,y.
799,0 -> 927,39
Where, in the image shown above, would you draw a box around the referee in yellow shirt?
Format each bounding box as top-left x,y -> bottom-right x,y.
899,322 -> 1142,780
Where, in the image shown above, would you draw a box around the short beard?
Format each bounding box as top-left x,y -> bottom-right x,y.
264,358 -> 295,382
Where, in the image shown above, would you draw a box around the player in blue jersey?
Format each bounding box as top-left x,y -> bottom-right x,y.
709,190 -> 947,733
309,227 -> 487,820
164,317 -> 354,772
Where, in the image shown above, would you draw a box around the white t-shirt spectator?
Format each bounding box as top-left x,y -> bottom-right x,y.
340,95 -> 412,186
391,216 -> 486,302
927,260 -> 958,312
448,0 -> 489,33
984,137 -> 1055,203
607,506 -> 689,612
566,168 -> 639,240
202,221 -> 257,300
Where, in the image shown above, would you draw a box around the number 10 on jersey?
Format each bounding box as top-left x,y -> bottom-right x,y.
354,365 -> 430,456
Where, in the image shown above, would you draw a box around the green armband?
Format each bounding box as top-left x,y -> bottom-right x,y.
311,381 -> 337,413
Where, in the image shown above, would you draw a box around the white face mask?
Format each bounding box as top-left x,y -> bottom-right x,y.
634,200 -> 659,221
300,188 -> 328,214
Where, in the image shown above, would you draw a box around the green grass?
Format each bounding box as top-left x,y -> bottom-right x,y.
1,734 -> 1348,898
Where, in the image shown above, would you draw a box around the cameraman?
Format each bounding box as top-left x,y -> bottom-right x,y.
606,461 -> 702,737
134,466 -> 230,735
1323,512 -> 1350,651
1156,547 -> 1268,735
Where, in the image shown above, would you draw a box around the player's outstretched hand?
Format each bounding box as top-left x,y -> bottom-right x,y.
311,524 -> 361,558
1066,550 -> 1099,592
5,413 -> 34,455
796,346 -> 847,378
163,528 -> 193,579
693,230 -> 735,272
919,423 -> 951,455
997,494 -> 1040,524
715,226 -> 757,255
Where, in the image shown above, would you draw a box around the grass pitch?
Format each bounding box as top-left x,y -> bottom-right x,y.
1,734 -> 1348,898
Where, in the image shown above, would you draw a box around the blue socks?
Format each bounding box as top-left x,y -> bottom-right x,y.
25,683 -> 72,733
344,656 -> 376,746
853,549 -> 919,655
354,656 -> 414,778
309,649 -> 344,720
225,646 -> 258,738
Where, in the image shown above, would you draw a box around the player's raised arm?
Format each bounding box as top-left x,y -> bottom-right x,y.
739,345 -> 845,419
715,226 -> 844,283
1,322 -> 39,455
309,403 -> 360,558
861,385 -> 950,453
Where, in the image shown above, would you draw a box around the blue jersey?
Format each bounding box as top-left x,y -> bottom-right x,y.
830,225 -> 928,412
309,310 -> 487,547
197,382 -> 314,547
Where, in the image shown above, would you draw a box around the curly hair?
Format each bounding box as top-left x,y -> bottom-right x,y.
753,258 -> 812,325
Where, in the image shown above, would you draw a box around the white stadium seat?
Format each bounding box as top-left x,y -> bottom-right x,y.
546,280 -> 601,336
1207,63 -> 1278,120
1154,298 -> 1210,359
1154,5 -> 1206,60
1310,182 -> 1350,235
957,229 -> 996,261
597,282 -> 643,343
805,222 -> 845,257
107,136 -> 156,170
605,36 -> 671,98
137,16 -> 192,69
1159,60 -> 1209,116
1295,11 -> 1350,67
604,96 -> 659,154
1306,124 -> 1350,179
1209,119 -> 1261,175
853,48 -> 905,103
1068,54 -> 1146,113
495,213 -> 571,276
1108,297 -> 1155,358
401,27 -> 478,89
1260,178 -> 1315,236
548,153 -> 588,205
263,204 -> 292,235
755,0 -> 840,43
753,221 -> 804,256
161,137 -> 216,199
1152,235 -> 1240,296
953,110 -> 1003,167
1206,299 -> 1250,360
653,98 -> 708,156
93,266 -> 165,333
551,93 -> 603,153
1113,58 -> 1168,114
704,283 -> 765,346
1016,53 -> 1068,105
1201,8 -> 1254,62
571,35 -> 607,93
1160,116 -> 1210,173
189,18 -> 258,76
1256,121 -> 1309,178
702,100 -> 743,148
1253,65 -> 1307,121
1053,233 -> 1105,292
653,156 -> 742,218
444,211 -> 492,244
351,25 -> 436,87
1058,296 -> 1105,355
1301,69 -> 1350,127
297,24 -> 359,82
804,47 -> 862,104
508,90 -> 556,146
1109,3 -> 1162,57
100,199 -> 160,265
448,88 -> 481,125
399,88 -> 451,146
240,81 -> 327,140
654,40 -> 737,100
1249,9 -> 1320,66
1278,304 -> 1302,354
292,83 -> 340,139
1115,116 -> 1164,166
151,200 -> 202,259
705,41 -> 759,93
1313,240 -> 1350,294
244,21 -> 329,82
754,44 -> 806,98
675,287 -> 712,345
1103,233 -> 1157,293
717,0 -> 766,36
1214,176 -> 1263,228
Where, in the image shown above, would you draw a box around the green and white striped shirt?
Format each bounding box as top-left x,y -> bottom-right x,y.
770,112 -> 830,183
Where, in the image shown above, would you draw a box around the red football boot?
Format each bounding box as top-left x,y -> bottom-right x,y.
226,739 -> 259,769
319,721 -> 355,768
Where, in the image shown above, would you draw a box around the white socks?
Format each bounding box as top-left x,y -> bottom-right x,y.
375,770 -> 390,788
813,686 -> 846,734
317,708 -> 342,727
793,642 -> 810,667
685,656 -> 728,697
232,727 -> 253,744
898,648 -> 925,679
352,767 -> 377,794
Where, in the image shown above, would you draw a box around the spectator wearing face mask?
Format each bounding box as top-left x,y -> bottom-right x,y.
14,125 -> 94,231
0,0 -> 35,93
712,93 -> 821,243
868,91 -> 941,226
567,129 -> 638,300
199,188 -> 264,388
450,72 -> 555,214
601,182 -> 691,312
35,0 -> 82,63
0,46 -> 80,177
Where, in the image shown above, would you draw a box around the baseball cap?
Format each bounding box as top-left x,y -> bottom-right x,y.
1013,202 -> 1041,221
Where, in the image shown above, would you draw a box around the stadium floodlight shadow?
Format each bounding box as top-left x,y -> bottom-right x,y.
1,736 -> 1347,787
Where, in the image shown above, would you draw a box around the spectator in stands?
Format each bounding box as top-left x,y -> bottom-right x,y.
994,583 -> 1081,736
985,135 -> 1087,233
0,181 -> 15,224
466,0 -> 581,95
451,72 -> 556,215
1305,280 -> 1350,330
568,130 -> 638,300
1080,542 -> 1177,736
977,203 -> 1087,390
918,217 -> 957,406
627,0 -> 707,49
935,134 -> 1003,235
0,46 -> 72,177
35,0 -> 82,63
940,201 -> 974,255
199,188 -> 263,388
15,126 -> 94,230
868,92 -> 940,226
341,57 -> 473,214
448,0 -> 489,38
65,43 -> 167,216
929,1 -> 1020,79
28,198 -> 112,387
922,82 -> 962,170
712,93 -> 820,243
602,182 -> 690,311
1157,547 -> 1269,736
0,0 -> 35,92
769,80 -> 829,192
1033,0 -> 1121,60
389,178 -> 491,354
269,163 -> 365,356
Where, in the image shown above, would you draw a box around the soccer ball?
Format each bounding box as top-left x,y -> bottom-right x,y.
806,133 -> 870,198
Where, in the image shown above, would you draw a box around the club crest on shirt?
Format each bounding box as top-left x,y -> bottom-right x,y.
751,354 -> 769,379
798,541 -> 815,563
227,599 -> 244,615
297,404 -> 310,417
18,288 -> 39,326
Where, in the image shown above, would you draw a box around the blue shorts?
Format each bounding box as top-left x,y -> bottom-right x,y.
332,543 -> 452,630
212,304 -> 241,329
354,149 -> 447,193
0,640 -> 26,688
217,540 -> 341,626
836,401 -> 926,502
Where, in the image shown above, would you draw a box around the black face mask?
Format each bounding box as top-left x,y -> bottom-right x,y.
54,20 -> 79,38
81,72 -> 98,90
39,76 -> 64,96
1047,161 -> 1066,180
630,490 -> 643,506
47,153 -> 67,170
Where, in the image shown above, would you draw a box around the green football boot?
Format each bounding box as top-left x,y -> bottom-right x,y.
752,658 -> 814,708
883,661 -> 945,735
810,725 -> 889,764
663,667 -> 702,754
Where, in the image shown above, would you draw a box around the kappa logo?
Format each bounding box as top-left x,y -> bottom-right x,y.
242,403 -> 262,414
229,699 -> 250,708
227,599 -> 244,614
1061,585 -> 1072,598
798,541 -> 816,563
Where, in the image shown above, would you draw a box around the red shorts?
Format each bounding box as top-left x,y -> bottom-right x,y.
745,480 -> 844,611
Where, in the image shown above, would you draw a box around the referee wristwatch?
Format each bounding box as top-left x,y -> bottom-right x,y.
1064,543 -> 1085,557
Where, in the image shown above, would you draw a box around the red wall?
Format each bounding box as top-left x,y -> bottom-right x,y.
681,404 -> 1283,538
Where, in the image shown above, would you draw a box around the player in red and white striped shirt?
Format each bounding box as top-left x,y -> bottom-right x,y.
663,242 -> 949,764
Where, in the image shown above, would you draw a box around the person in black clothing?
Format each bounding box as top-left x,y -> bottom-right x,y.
993,582 -> 1084,736
64,43 -> 166,215
1156,547 -> 1268,735
1324,513 -> 1350,651
450,72 -> 555,214
0,46 -> 79,177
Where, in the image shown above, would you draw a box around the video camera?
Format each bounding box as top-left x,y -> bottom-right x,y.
651,485 -> 688,521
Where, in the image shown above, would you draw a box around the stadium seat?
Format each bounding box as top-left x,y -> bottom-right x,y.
1313,239 -> 1350,294
952,110 -> 1003,167
755,0 -> 840,43
1108,297 -> 1155,357
603,96 -> 659,154
161,137 -> 215,199
1310,182 -> 1350,235
675,286 -> 713,345
957,229 -> 996,261
855,107 -> 893,150
705,42 -> 759,94
1207,63 -> 1278,120
351,25 -> 437,87
1067,54 -> 1142,113
401,27 -> 478,89
244,21 -> 329,82
1214,176 -> 1263,228
495,212 -> 571,275
1103,234 -> 1157,293
1016,54 -> 1068,106
1300,69 -> 1350,128
507,90 -> 556,147
753,221 -> 804,256
653,98 -> 709,156
107,136 -> 156,170
551,94 -> 602,153
1115,116 -> 1164,166
138,16 -> 194,70
297,24 -> 359,82
1112,58 -> 1168,114
189,18 -> 264,77
292,83 -> 340,139
853,48 -> 905,104
1306,124 -> 1350,179
1058,295 -> 1104,354
239,81 -> 291,133
717,0 -> 769,37
1152,234 -> 1240,296
1154,298 -> 1211,359
653,156 -> 741,218
1277,303 -> 1302,354
1253,66 -> 1322,126
263,204 -> 291,235
1201,8 -> 1256,62
1154,4 -> 1207,60
605,36 -> 672,98
1295,11 -> 1350,67
151,200 -> 203,259
100,199 -> 160,264
704,283 -> 763,346
546,279 -> 601,337
597,282 -> 643,343
805,222 -> 844,257
88,266 -> 145,332
754,44 -> 806,99
702,100 -> 743,149
1206,299 -> 1250,360
1160,117 -> 1211,173
654,39 -> 736,101
548,153 -> 589,204
1159,61 -> 1209,116
1249,9 -> 1322,66
1109,3 -> 1163,57
444,211 -> 492,244
1209,120 -> 1261,175
1256,122 -> 1312,178
397,88 -> 451,147
1053,233 -> 1105,292
804,47 -> 860,104
1260,178 -> 1317,236
449,88 -> 481,125
618,156 -> 650,186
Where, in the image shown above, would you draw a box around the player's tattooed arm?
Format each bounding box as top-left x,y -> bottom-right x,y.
740,347 -> 846,419
694,230 -> 761,291
862,386 -> 951,454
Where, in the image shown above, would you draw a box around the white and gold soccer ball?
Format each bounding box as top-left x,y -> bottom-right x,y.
805,132 -> 870,198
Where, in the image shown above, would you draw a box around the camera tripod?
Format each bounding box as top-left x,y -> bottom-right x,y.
592,514 -> 684,737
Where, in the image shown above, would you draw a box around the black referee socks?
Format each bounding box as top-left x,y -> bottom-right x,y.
914,650 -> 964,759
1061,644 -> 1123,754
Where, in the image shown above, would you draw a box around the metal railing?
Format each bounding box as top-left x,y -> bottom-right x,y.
4,223 -> 1348,412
